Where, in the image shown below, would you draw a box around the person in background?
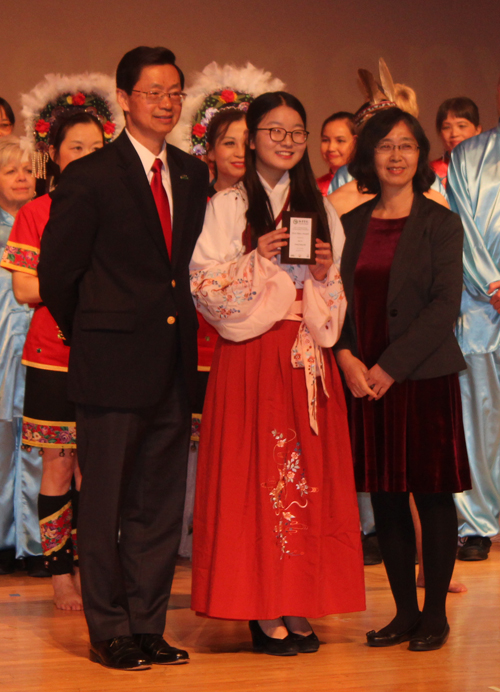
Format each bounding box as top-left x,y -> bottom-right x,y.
316,112 -> 356,195
205,108 -> 247,197
0,136 -> 35,575
447,79 -> 500,562
431,97 -> 481,189
2,111 -> 107,609
336,107 -> 470,651
0,98 -> 15,137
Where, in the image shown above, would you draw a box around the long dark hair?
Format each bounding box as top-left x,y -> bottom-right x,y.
243,92 -> 330,245
349,107 -> 435,194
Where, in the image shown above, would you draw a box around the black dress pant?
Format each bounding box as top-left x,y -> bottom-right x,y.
76,371 -> 191,642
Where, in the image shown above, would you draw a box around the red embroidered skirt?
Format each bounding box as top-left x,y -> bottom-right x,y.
191,319 -> 365,620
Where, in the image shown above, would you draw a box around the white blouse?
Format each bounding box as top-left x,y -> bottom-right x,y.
190,171 -> 347,433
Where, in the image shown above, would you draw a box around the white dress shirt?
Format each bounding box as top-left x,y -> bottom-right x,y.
125,129 -> 174,221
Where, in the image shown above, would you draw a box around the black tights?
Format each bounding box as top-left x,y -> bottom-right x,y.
370,491 -> 457,637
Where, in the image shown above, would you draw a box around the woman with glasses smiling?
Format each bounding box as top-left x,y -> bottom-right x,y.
335,108 -> 471,651
189,91 -> 365,656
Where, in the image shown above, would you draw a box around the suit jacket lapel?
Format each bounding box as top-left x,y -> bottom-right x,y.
387,193 -> 425,304
341,196 -> 379,307
167,145 -> 190,270
115,132 -> 171,266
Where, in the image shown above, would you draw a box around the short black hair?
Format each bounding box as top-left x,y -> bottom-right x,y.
116,46 -> 184,94
435,97 -> 480,133
321,111 -> 355,137
0,97 -> 15,126
348,107 -> 435,194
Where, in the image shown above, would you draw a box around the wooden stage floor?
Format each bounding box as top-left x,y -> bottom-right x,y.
1,544 -> 499,692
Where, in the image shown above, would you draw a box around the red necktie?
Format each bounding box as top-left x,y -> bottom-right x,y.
150,158 -> 172,257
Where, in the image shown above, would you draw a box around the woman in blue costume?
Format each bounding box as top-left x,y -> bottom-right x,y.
0,136 -> 35,574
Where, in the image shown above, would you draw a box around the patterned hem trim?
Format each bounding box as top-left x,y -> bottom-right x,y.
23,417 -> 77,448
2,242 -> 39,273
197,365 -> 211,372
191,413 -> 201,442
40,501 -> 72,556
22,360 -> 69,372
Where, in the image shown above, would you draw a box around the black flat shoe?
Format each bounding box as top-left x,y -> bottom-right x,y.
133,633 -> 189,665
286,629 -> 320,653
90,636 -> 151,670
408,622 -> 450,651
366,618 -> 421,647
249,621 -> 299,656
26,556 -> 51,578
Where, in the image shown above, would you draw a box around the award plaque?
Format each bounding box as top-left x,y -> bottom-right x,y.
280,211 -> 317,265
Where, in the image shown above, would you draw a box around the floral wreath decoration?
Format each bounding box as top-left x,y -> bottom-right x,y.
167,61 -> 285,155
20,73 -> 125,179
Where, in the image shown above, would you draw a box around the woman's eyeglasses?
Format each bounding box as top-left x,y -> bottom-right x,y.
375,142 -> 419,154
256,127 -> 309,144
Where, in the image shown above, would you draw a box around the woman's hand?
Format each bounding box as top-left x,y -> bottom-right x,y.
310,238 -> 333,281
365,363 -> 395,400
257,228 -> 289,260
336,349 -> 377,398
489,281 -> 500,314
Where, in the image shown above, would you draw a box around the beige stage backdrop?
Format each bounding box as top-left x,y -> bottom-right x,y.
2,0 -> 500,174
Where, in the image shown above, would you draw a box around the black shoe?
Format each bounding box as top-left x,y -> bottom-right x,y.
457,536 -> 491,561
133,633 -> 189,665
366,617 -> 421,647
89,636 -> 151,670
25,556 -> 51,578
408,622 -> 450,651
286,629 -> 320,653
249,621 -> 299,656
362,533 -> 383,565
0,548 -> 16,575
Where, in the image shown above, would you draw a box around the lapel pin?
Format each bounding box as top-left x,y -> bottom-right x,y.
180,174 -> 189,180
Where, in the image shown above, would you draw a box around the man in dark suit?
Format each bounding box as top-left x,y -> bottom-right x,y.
38,46 -> 208,670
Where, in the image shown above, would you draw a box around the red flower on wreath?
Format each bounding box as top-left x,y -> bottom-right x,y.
35,119 -> 51,136
220,89 -> 236,103
72,92 -> 86,106
103,121 -> 116,137
192,123 -> 206,138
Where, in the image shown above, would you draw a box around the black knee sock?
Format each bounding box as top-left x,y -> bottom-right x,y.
370,492 -> 420,633
71,487 -> 79,567
413,492 -> 457,635
38,491 -> 74,575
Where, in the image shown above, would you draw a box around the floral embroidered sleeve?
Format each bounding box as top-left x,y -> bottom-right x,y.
301,199 -> 347,347
0,202 -> 42,276
190,186 -> 296,343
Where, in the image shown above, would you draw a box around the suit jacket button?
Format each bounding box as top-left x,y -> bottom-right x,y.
389,308 -> 398,317
167,316 -> 176,325
171,279 -> 176,288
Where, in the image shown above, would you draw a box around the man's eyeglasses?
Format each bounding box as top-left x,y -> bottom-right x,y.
131,90 -> 187,105
256,127 -> 309,144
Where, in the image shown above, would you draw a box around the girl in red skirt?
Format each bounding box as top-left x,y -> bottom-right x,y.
190,92 -> 365,656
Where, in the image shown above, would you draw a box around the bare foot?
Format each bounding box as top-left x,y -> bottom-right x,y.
52,574 -> 83,610
73,567 -> 82,596
283,616 -> 313,636
416,573 -> 467,593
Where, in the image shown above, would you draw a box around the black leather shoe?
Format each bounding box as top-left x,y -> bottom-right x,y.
249,621 -> 299,656
457,536 -> 491,561
362,533 -> 383,566
133,633 -> 189,665
366,618 -> 421,647
286,629 -> 320,653
408,622 -> 450,651
89,636 -> 151,670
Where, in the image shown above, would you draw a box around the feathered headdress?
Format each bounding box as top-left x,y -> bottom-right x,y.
354,58 -> 397,128
20,72 -> 124,178
167,61 -> 285,155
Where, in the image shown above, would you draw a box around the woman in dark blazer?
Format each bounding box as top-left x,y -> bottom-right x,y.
335,108 -> 471,652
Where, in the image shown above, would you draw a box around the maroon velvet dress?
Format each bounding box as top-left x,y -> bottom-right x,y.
348,216 -> 471,493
